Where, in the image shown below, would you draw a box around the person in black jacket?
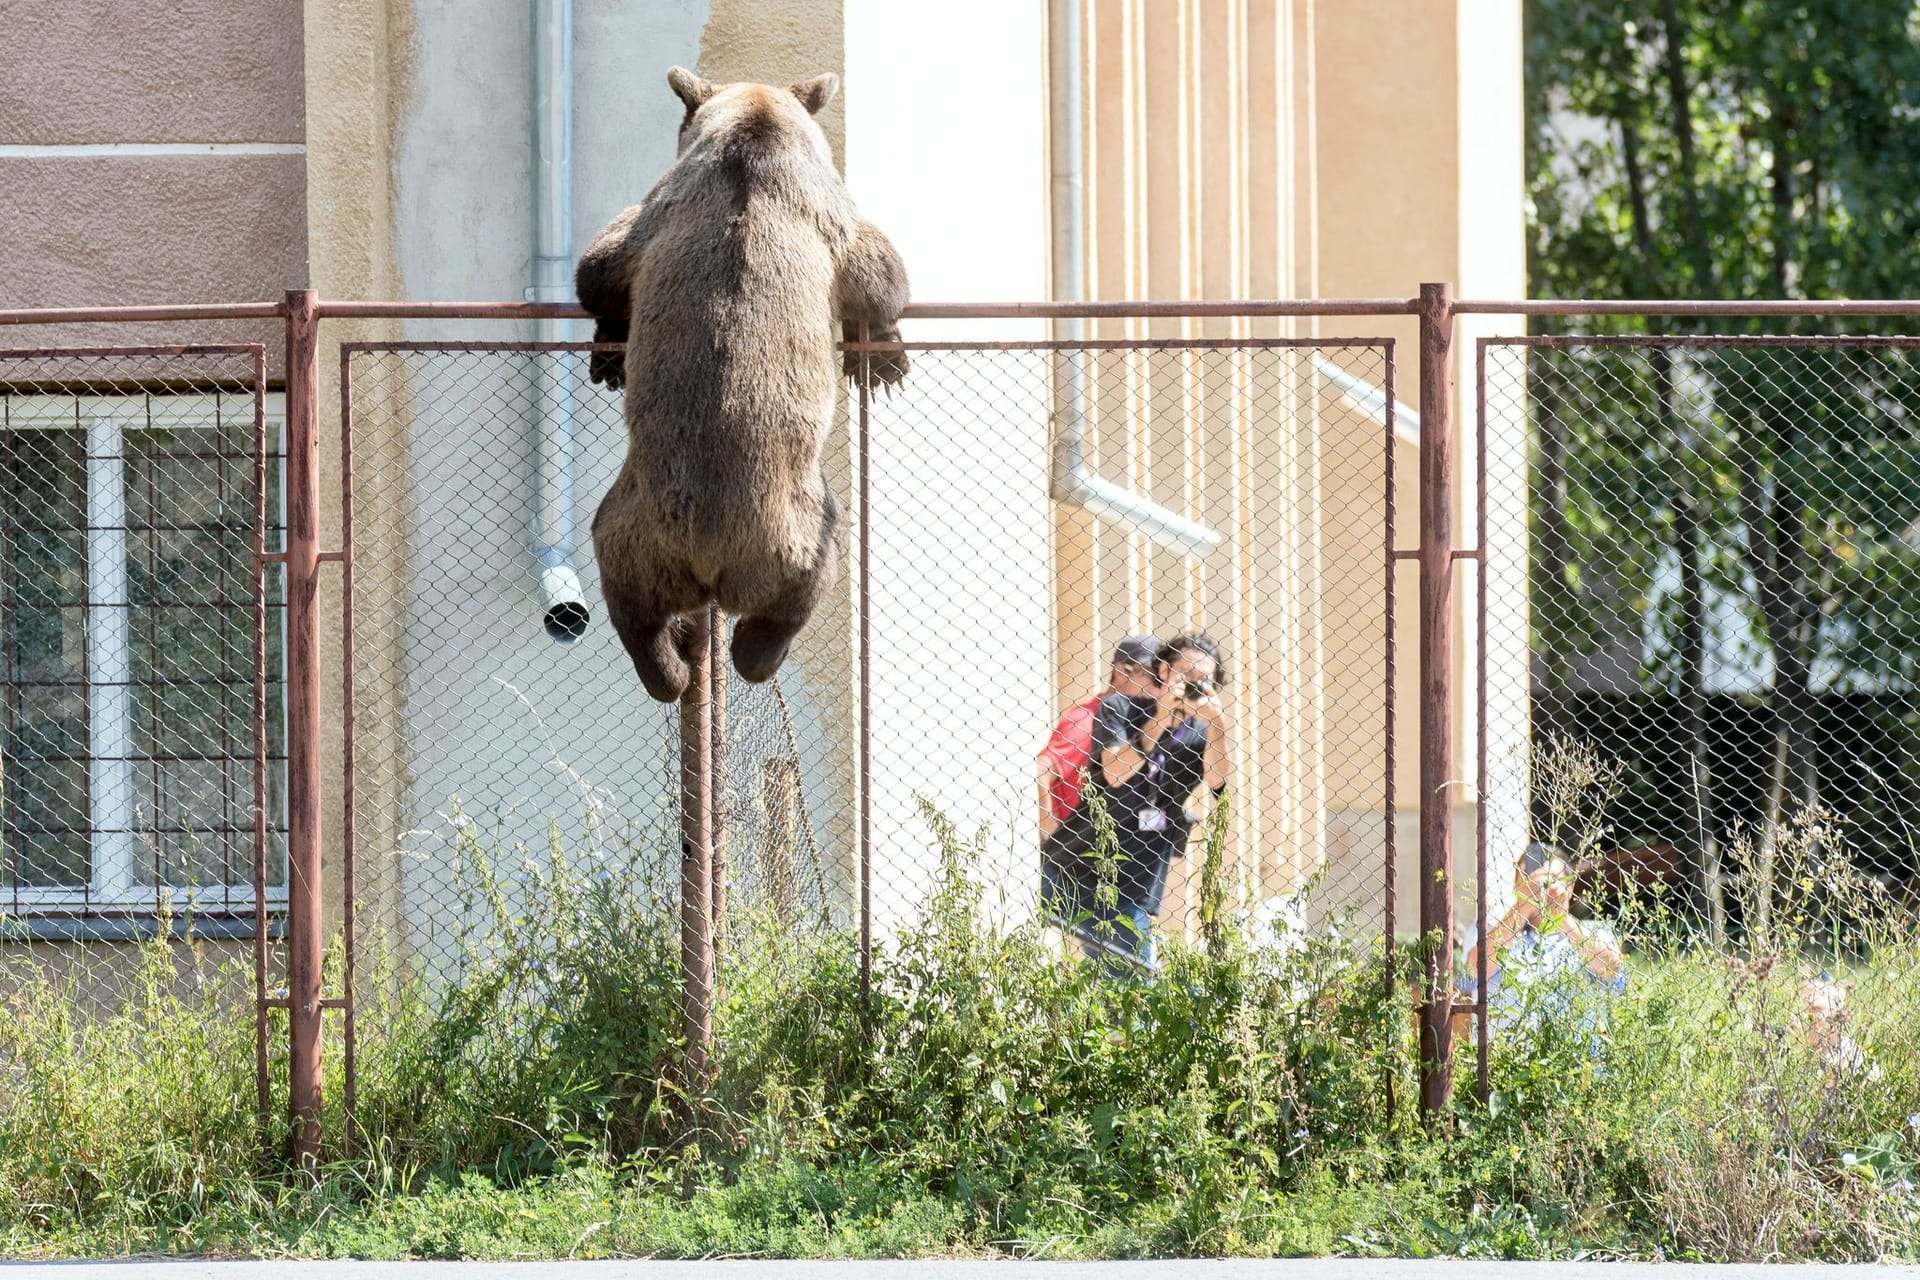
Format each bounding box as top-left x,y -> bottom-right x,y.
1041,632 -> 1232,969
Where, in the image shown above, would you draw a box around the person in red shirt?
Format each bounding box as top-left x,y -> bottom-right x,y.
1036,634 -> 1163,841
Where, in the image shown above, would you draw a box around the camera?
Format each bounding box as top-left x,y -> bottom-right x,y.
1181,680 -> 1211,701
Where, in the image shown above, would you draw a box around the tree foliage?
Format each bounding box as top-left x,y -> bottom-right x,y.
1524,1 -> 1920,926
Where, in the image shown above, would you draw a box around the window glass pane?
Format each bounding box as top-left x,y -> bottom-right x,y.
7,758 -> 89,886
1,389 -> 280,905
2,428 -> 88,891
127,415 -> 261,893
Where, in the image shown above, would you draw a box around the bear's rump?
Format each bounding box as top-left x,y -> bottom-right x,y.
604,464 -> 824,599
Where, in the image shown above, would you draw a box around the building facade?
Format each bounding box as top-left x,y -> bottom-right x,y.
0,0 -> 1526,959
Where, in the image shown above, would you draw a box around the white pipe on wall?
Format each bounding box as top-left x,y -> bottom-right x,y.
532,0 -> 590,643
1311,353 -> 1423,447
1047,0 -> 1222,559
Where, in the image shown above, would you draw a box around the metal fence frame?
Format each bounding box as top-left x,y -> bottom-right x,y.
8,287 -> 1920,1161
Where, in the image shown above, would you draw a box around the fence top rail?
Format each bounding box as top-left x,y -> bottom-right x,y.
0,298 -> 1422,325
1457,298 -> 1920,317
8,296 -> 1918,326
342,335 -> 1396,356
0,342 -> 266,359
316,298 -> 1425,321
0,303 -> 288,326
1482,333 -> 1920,350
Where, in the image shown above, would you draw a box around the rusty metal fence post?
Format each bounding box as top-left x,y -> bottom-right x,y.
856,324 -> 873,1028
1417,282 -> 1457,1123
281,289 -> 325,1161
710,616 -> 728,967
679,604 -> 716,1098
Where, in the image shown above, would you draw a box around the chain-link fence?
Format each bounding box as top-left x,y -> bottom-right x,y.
339,340 -> 843,1119
0,343 -> 282,1127
857,339 -> 1404,962
333,327 -> 1414,1127
1477,332 -> 1920,1102
9,297 -> 1920,1158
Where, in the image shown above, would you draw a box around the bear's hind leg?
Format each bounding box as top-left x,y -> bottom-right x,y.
604,579 -> 698,703
730,495 -> 846,684
731,612 -> 808,686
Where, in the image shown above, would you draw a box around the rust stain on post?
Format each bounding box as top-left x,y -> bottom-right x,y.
709,608 -> 728,973
679,607 -> 715,1099
250,343 -> 271,1151
339,342 -> 360,1149
1474,339 -> 1492,1106
1382,339 -> 1399,1121
856,326 -> 873,1027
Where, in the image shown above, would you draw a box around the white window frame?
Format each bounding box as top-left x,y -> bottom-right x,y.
1,390 -> 287,914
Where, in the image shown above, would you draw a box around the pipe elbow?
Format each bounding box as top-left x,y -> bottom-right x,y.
539,563 -> 591,644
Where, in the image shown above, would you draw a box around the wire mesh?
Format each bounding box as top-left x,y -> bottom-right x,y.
341,343 -> 837,1009
0,346 -> 283,1020
337,334 -> 1410,1103
1478,334 -> 1920,1103
10,304 -> 1920,1154
859,339 -> 1405,972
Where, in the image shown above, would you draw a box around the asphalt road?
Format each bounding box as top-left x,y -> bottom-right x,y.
3,1261 -> 1917,1278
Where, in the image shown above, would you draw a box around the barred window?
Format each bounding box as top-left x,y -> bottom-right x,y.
0,385 -> 284,918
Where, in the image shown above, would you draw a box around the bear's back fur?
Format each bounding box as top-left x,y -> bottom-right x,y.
577,67 -> 908,700
598,83 -> 852,595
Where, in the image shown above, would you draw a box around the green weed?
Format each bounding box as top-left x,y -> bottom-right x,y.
1,795 -> 1915,1261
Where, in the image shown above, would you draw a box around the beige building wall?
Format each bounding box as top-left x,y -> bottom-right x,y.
0,0 -> 307,351
1063,0 -> 1527,935
0,0 -> 1526,963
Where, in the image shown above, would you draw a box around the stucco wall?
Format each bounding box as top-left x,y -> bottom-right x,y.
1061,0 -> 1527,935
339,0 -> 1523,952
0,0 -> 306,348
844,0 -> 1050,927
351,0 -> 892,952
360,0 -> 1054,943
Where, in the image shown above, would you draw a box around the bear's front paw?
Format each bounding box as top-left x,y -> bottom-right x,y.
588,325 -> 627,390
842,330 -> 909,392
589,347 -> 626,390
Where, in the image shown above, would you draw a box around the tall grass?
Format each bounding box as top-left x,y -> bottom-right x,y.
1,791 -> 1916,1260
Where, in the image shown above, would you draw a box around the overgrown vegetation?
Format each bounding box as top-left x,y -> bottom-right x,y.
2,788 -> 1916,1261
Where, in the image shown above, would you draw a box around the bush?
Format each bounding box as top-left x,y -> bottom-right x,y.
1,796 -> 1915,1260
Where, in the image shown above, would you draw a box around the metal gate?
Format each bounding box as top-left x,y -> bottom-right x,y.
322,299 -> 1424,1152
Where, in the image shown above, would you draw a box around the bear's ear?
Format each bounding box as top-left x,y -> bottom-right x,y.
790,73 -> 839,115
667,66 -> 714,112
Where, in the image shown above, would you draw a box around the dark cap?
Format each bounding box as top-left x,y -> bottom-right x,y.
1112,634 -> 1160,667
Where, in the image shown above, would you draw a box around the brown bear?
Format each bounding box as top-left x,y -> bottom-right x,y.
576,66 -> 909,703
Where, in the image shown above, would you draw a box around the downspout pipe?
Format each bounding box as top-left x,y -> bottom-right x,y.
1312,353 -> 1423,447
1048,0 -> 1221,559
532,0 -> 590,643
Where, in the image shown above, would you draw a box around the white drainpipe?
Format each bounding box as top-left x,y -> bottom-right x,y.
1048,0 -> 1221,559
1311,353 -> 1423,447
531,0 -> 589,642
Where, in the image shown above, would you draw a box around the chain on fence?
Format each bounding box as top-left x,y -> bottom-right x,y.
1479,334 -> 1920,1099
0,346 -> 283,1055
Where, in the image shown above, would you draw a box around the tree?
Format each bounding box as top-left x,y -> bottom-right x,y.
1524,0 -> 1920,938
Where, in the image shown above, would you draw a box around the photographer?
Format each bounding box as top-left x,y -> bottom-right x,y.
1456,841 -> 1626,1043
1041,631 -> 1233,968
1035,634 -> 1162,841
